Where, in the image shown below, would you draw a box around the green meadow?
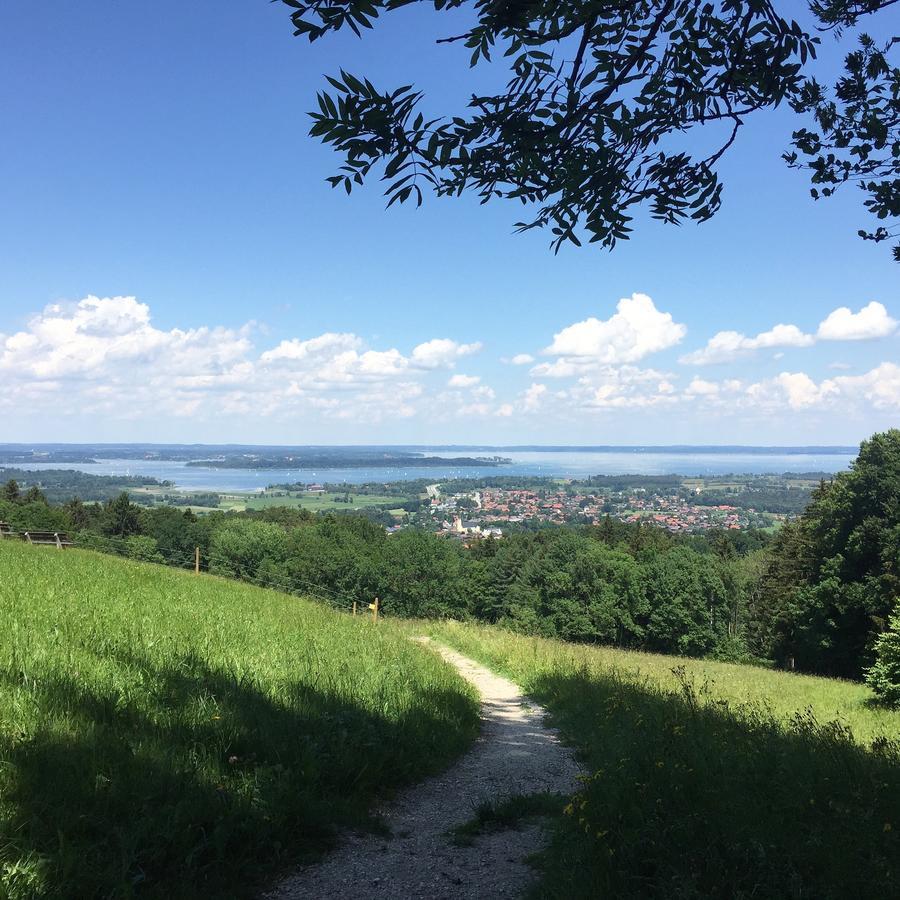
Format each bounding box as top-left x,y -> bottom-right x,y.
3,539 -> 899,899
424,621 -> 900,898
217,491 -> 402,513
0,542 -> 478,899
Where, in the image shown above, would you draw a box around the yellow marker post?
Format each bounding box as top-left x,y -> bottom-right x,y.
195,547 -> 200,575
369,598 -> 379,623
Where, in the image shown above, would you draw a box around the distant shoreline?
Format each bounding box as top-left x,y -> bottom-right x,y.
0,442 -> 859,463
185,455 -> 513,470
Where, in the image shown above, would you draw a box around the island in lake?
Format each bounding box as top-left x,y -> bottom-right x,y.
187,452 -> 512,469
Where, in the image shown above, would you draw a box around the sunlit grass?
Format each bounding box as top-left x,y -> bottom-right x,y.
0,542 -> 478,899
217,491 -> 400,512
425,620 -> 897,744
425,620 -> 900,898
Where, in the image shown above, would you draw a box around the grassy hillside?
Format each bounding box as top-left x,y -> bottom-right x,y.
0,543 -> 478,899
426,622 -> 900,899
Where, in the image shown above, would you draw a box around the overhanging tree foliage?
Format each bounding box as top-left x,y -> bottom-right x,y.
281,0 -> 897,256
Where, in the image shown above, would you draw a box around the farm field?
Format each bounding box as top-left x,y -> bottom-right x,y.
218,491 -> 403,513
127,486 -> 409,514
0,542 -> 478,899
425,621 -> 900,898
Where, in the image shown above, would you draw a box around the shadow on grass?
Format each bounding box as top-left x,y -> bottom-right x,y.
524,665 -> 899,899
0,648 -> 476,899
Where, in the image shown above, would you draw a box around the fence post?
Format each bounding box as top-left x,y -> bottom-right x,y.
352,601 -> 357,617
195,547 -> 200,575
372,597 -> 379,623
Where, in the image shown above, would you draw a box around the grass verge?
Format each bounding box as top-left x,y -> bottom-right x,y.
426,621 -> 900,898
0,543 -> 478,898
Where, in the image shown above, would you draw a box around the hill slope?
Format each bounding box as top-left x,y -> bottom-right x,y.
427,622 -> 900,898
0,542 -> 478,899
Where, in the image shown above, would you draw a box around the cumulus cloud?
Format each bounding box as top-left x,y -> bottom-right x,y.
683,364 -> 900,413
260,332 -> 361,362
522,383 -> 548,410
0,296 -> 251,381
680,323 -> 814,365
508,353 -> 534,365
544,293 -> 686,364
685,377 -> 720,397
572,365 -> 680,410
830,362 -> 900,410
448,373 -> 481,388
816,301 -> 898,341
410,338 -> 482,369
680,301 -> 897,365
0,295 -> 490,426
746,372 -> 835,410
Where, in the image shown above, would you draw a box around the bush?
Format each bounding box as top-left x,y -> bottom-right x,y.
866,602 -> 900,707
124,535 -> 165,564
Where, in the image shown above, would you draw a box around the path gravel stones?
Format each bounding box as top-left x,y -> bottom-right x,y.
265,640 -> 581,899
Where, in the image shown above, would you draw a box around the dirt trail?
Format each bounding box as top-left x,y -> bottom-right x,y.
265,640 -> 580,900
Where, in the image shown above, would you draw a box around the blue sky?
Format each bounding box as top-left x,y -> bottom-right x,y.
0,1 -> 897,445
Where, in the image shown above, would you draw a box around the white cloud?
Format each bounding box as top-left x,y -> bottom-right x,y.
509,353 -> 534,365
817,301 -> 898,341
496,403 -> 514,417
762,372 -> 834,409
522,383 -> 548,410
573,366 -> 680,410
0,295 -> 492,426
680,323 -> 814,366
544,293 -> 686,364
689,364 -> 900,413
0,296 -> 252,381
530,357 -> 597,378
685,377 -> 720,397
260,332 -> 361,362
752,324 -> 815,350
448,373 -> 481,388
830,362 -> 900,410
410,338 -> 482,369
681,301 -> 897,365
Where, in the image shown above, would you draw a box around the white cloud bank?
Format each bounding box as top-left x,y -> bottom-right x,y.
685,363 -> 900,412
0,295 -> 498,425
680,301 -> 897,365
4,294 -> 898,437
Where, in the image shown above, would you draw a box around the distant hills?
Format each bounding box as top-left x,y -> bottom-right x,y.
0,441 -> 858,467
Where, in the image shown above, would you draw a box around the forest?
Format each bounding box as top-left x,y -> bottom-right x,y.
2,430 -> 898,701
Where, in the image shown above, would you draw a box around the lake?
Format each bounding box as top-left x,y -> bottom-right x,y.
9,449 -> 857,492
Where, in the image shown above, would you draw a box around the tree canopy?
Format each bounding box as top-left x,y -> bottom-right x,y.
281,0 -> 898,257
764,428 -> 900,678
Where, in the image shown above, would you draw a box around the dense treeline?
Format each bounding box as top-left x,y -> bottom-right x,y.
2,430 -> 898,698
758,430 -> 900,680
690,487 -> 814,515
0,467 -> 164,503
0,480 -> 768,662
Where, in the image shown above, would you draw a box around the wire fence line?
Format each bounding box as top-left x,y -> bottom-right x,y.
9,530 -> 382,619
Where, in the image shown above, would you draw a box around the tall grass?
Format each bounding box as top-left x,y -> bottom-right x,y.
0,543 -> 478,899
427,621 -> 900,898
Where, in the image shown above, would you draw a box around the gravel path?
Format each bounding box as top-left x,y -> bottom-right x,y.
265,640 -> 581,900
